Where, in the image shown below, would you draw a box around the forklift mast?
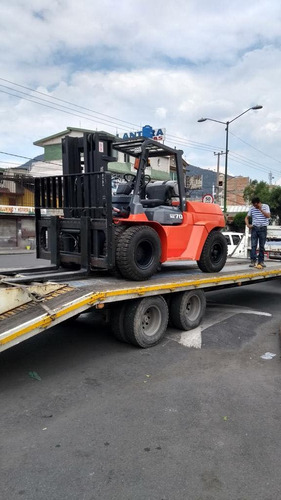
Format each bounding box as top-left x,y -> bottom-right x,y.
35,132 -> 117,271
62,132 -> 116,176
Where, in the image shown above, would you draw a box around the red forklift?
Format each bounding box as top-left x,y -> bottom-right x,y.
35,132 -> 227,281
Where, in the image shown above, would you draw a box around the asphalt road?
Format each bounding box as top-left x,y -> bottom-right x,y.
1,254 -> 281,500
0,251 -> 49,270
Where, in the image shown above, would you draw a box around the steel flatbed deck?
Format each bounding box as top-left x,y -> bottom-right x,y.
1,259 -> 281,352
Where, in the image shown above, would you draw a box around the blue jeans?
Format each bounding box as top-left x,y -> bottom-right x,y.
250,226 -> 267,263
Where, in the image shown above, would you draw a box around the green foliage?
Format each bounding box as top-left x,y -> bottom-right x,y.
243,180 -> 281,223
269,186 -> 281,222
232,212 -> 248,231
243,180 -> 271,204
243,180 -> 257,202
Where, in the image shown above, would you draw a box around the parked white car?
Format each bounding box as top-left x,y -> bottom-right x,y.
222,232 -> 245,257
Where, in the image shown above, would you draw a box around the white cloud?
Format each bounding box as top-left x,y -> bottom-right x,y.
1,0 -> 281,182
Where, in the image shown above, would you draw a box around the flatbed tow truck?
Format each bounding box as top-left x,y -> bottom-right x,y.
1,132 -> 281,352
1,259 -> 281,352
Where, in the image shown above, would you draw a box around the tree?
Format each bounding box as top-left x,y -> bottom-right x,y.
243,180 -> 281,223
232,212 -> 248,231
243,180 -> 271,205
268,186 -> 281,222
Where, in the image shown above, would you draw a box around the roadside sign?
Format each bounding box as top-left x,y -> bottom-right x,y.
202,194 -> 214,203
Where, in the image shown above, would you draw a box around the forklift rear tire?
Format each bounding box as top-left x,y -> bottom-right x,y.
169,290 -> 206,330
197,230 -> 227,273
124,296 -> 169,348
116,225 -> 161,281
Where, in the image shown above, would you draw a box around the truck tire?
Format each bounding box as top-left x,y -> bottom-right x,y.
197,230 -> 227,273
124,296 -> 169,348
116,225 -> 161,281
169,290 -> 206,330
110,302 -> 128,343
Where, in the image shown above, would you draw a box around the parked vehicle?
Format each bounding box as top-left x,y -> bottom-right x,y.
223,227 -> 281,260
223,232 -> 245,257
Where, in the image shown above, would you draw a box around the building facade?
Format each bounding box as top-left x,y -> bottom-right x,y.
0,126 -> 251,248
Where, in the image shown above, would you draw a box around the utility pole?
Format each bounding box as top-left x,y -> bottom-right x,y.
214,151 -> 225,204
269,171 -> 274,185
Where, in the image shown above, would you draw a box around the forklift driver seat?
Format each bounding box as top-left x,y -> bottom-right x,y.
142,182 -> 176,208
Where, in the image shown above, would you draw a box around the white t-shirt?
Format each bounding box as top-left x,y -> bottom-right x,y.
247,204 -> 270,226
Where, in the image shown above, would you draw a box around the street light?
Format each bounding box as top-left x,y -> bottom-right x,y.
198,105 -> 263,213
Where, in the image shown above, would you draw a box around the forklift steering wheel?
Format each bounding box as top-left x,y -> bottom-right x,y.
143,174 -> 151,187
124,173 -> 136,183
138,174 -> 152,189
123,173 -> 151,192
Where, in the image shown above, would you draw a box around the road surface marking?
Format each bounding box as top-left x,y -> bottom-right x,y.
166,303 -> 272,348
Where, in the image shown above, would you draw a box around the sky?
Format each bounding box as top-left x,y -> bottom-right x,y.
1,0 -> 281,184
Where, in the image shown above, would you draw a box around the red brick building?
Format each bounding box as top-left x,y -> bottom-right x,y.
227,176 -> 249,206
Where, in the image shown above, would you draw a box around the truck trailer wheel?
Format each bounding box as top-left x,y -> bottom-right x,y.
110,302 -> 128,343
197,230 -> 227,273
124,296 -> 169,348
169,290 -> 206,330
116,225 -> 161,281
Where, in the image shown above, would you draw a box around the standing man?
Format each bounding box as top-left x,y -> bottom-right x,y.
245,196 -> 271,268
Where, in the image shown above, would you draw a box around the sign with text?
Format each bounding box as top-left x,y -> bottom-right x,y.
202,194 -> 214,203
0,205 -> 35,215
122,125 -> 166,142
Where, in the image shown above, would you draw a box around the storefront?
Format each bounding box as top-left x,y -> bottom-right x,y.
0,206 -> 35,249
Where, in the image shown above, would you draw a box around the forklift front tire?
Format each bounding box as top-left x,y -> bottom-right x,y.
197,230 -> 227,273
116,225 -> 161,281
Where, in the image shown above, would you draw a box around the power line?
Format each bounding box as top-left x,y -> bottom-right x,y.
229,130 -> 281,166
0,150 -> 62,167
0,88 -> 130,132
165,134 -> 281,178
228,151 -> 281,176
1,83 -> 219,156
0,78 -> 140,129
1,78 -> 279,179
0,85 -> 230,161
0,79 -> 231,155
166,133 -> 222,152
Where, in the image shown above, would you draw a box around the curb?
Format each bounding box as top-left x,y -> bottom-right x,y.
0,249 -> 36,255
